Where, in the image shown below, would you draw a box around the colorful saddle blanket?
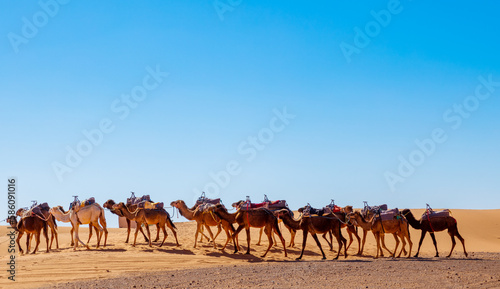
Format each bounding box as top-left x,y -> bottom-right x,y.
196,203 -> 217,212
138,201 -> 164,210
423,209 -> 450,219
323,205 -> 342,214
375,208 -> 400,221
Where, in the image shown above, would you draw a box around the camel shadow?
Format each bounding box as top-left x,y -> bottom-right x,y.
157,248 -> 195,255
95,248 -> 127,252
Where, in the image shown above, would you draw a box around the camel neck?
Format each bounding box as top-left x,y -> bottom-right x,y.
120,206 -> 138,220
54,209 -> 71,223
216,208 -> 236,223
176,202 -> 195,220
404,211 -> 422,229
354,214 -> 372,230
281,213 -> 301,230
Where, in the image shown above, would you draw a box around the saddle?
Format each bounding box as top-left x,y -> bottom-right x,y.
375,208 -> 400,221
423,204 -> 450,219
195,192 -> 221,206
238,195 -> 288,211
362,201 -> 388,217
126,192 -> 152,206
137,201 -> 164,210
196,203 -> 217,212
23,202 -> 50,219
323,200 -> 341,214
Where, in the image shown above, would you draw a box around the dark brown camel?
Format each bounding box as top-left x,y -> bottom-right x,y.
104,199 -> 178,245
8,214 -> 49,254
212,204 -> 287,258
276,209 -> 346,260
402,209 -> 467,258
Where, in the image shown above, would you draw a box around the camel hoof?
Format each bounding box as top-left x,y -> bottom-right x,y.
295,257 -> 302,261
245,252 -> 250,255
322,257 -> 326,260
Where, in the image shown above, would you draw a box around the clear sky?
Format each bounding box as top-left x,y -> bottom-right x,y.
1,1 -> 499,227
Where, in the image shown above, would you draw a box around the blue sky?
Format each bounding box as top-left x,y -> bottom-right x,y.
1,0 -> 499,227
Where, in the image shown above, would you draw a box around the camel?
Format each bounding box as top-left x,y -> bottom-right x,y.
232,200 -> 294,247
350,211 -> 412,258
211,204 -> 287,258
50,203 -> 108,250
298,205 -> 361,254
49,206 -> 100,247
171,200 -> 234,249
104,199 -> 178,246
402,209 -> 467,258
17,207 -> 58,250
276,209 -> 346,260
114,202 -> 179,247
8,213 -> 48,254
346,206 -> 385,255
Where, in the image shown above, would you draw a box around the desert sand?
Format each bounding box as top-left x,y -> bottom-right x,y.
1,209 -> 499,288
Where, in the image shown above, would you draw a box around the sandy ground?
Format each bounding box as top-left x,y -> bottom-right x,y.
1,209 -> 499,288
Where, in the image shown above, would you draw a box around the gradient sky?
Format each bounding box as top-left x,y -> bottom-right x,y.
1,1 -> 499,227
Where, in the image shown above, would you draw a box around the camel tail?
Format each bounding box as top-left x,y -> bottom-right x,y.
52,215 -> 58,229
167,214 -> 177,230
99,210 -> 107,228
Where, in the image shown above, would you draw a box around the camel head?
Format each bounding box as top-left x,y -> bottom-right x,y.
343,206 -> 354,214
16,208 -> 26,217
170,200 -> 185,209
7,215 -> 18,228
231,200 -> 244,208
274,209 -> 291,219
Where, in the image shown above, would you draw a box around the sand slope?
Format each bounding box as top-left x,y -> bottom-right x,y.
0,209 -> 499,288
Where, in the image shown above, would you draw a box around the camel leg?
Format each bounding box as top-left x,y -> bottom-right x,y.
92,222 -> 103,249
125,218 -> 131,243
312,233 -> 326,260
261,225 -> 274,258
274,222 -> 288,257
346,229 -> 354,252
194,222 -> 202,248
213,224 -> 222,243
203,224 -> 217,249
232,225 -> 245,253
166,220 -> 180,247
87,224 -> 93,244
430,232 -> 439,257
154,224 -> 160,242
100,214 -> 108,248
159,225 -> 168,247
349,225 -> 362,255
272,229 -> 278,247
321,232 -> 333,251
373,232 -> 381,259
446,231 -> 457,258
74,223 -> 89,250
360,229 -> 368,255
380,233 -> 395,257
52,222 -> 59,249
245,227 -> 251,254
289,228 -> 296,247
32,231 -> 41,254
297,230 -> 309,260
221,228 -> 231,251
43,223 -> 49,253
396,233 -> 405,258
145,224 -> 152,247
256,228 -> 263,245
26,233 -> 31,254
414,230 -> 426,257
70,226 -> 75,246
455,230 -> 467,257
332,227 -> 346,259
17,231 -> 25,255
133,222 -> 141,247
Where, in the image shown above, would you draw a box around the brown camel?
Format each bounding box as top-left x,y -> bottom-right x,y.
104,199 -> 178,246
115,202 -> 179,247
298,205 -> 361,254
171,200 -> 233,249
402,209 -> 467,258
212,204 -> 288,258
276,209 -> 346,260
350,211 -> 412,258
8,213 -> 49,254
346,206 -> 387,256
17,207 -> 58,250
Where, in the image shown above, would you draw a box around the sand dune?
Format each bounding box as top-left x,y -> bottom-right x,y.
0,209 -> 499,288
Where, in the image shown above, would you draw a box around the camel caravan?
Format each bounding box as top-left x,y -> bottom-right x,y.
6,192 -> 468,260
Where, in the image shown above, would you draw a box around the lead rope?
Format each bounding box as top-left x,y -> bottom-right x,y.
426,210 -> 435,232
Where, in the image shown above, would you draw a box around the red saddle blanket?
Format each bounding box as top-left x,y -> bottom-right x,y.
324,205 -> 342,214
423,209 -> 450,219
